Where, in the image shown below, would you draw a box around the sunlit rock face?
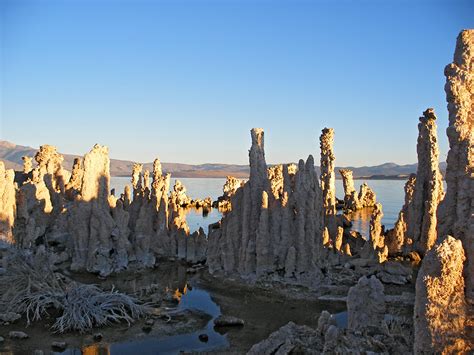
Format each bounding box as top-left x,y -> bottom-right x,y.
386,109 -> 444,256
34,144 -> 70,194
13,145 -> 65,248
369,203 -> 388,262
437,29 -> 473,299
22,156 -> 33,174
320,128 -> 336,216
207,128 -> 325,278
214,176 -> 242,212
65,157 -> 83,200
414,30 -> 473,354
358,203 -> 388,263
410,109 -> 444,254
170,180 -> 191,208
7,143 -> 203,276
414,236 -> 467,353
0,162 -> 16,242
318,128 -> 341,255
339,169 -> 377,211
386,174 -> 416,255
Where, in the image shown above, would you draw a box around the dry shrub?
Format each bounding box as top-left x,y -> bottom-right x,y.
0,248 -> 148,333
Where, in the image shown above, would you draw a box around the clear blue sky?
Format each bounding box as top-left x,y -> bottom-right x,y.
1,0 -> 472,166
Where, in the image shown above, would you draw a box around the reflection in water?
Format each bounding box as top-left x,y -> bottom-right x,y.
335,179 -> 406,229
83,344 -> 111,355
109,286 -> 228,354
172,283 -> 188,302
345,207 -> 373,239
183,207 -> 222,233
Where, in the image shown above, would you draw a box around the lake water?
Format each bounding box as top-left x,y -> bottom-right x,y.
107,287 -> 228,354
110,177 -> 409,238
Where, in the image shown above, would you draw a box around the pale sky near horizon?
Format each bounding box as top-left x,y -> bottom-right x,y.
1,0 -> 473,166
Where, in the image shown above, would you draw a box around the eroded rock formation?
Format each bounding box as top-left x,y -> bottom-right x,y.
214,176 -> 242,211
414,236 -> 467,353
69,144 -> 124,276
207,128 -> 390,280
65,158 -> 83,199
170,180 -> 191,208
22,156 -> 33,174
0,162 -> 16,242
385,109 -> 444,257
14,145 -> 64,248
320,128 -> 336,217
347,275 -> 385,331
250,297 -> 410,354
7,142 -> 205,275
34,144 -> 69,195
207,128 -> 324,278
386,174 -> 416,254
359,203 -> 388,263
414,30 -> 473,354
339,169 -> 377,211
437,29 -> 473,299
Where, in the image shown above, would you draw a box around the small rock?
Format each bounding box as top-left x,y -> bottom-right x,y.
214,315 -> 245,327
9,331 -> 28,339
376,271 -> 408,285
93,333 -> 103,341
0,312 -> 21,323
145,319 -> 154,326
186,267 -> 197,274
51,341 -> 67,351
0,336 -> 4,343
198,333 -> 209,342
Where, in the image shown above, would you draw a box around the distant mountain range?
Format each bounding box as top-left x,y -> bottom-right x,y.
0,141 -> 446,179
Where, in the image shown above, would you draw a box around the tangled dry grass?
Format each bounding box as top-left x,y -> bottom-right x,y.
0,248 -> 148,333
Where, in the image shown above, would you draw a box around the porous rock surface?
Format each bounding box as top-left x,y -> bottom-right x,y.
1,144 -> 206,277
339,169 -> 377,211
386,109 -> 444,256
414,29 -> 473,354
347,275 -> 385,331
213,176 -> 242,211
437,29 -> 473,299
0,162 -> 16,242
207,128 -> 325,278
414,236 -> 468,353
